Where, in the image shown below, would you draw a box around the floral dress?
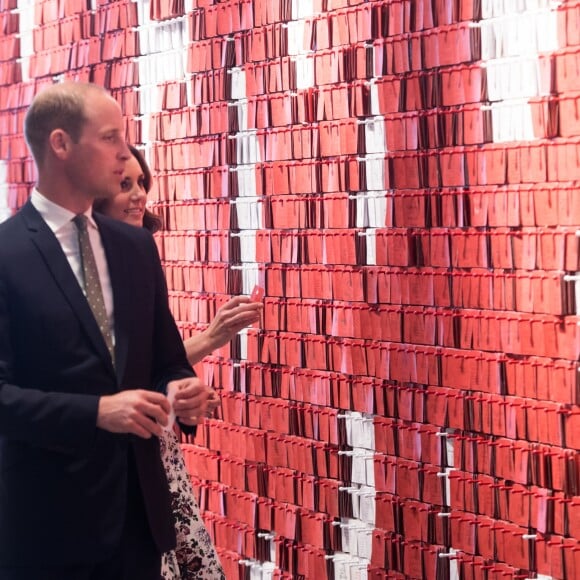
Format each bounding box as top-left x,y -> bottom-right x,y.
159,428 -> 225,580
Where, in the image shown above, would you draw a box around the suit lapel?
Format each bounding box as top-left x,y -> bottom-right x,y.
20,202 -> 116,378
96,214 -> 130,385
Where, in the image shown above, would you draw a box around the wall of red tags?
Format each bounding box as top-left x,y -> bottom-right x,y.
1,0 -> 580,578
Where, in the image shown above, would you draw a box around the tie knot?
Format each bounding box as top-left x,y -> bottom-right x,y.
73,214 -> 88,232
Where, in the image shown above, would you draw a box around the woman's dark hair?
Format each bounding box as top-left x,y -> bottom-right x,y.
94,144 -> 163,233
127,145 -> 163,233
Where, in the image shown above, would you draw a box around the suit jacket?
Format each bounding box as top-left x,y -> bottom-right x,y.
0,201 -> 194,566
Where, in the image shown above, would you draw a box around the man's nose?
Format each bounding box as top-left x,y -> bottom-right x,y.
119,141 -> 131,160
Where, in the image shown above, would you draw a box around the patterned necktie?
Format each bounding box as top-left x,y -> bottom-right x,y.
73,214 -> 115,366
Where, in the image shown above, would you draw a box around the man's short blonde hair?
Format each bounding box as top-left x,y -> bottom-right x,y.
24,82 -> 108,165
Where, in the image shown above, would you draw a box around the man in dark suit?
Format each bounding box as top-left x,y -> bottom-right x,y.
0,82 -> 210,579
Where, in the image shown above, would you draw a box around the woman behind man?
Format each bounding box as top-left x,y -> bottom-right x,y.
95,145 -> 262,579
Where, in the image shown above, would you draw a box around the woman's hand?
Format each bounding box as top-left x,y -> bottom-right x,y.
205,295 -> 263,349
184,295 -> 263,364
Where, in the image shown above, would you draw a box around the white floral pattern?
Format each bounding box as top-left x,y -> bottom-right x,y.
159,429 -> 225,580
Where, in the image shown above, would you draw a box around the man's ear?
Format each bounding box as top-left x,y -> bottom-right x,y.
48,129 -> 72,160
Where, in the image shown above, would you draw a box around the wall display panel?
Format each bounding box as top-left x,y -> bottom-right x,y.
1,0 -> 580,578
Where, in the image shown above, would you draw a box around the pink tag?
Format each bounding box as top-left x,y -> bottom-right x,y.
250,285 -> 265,302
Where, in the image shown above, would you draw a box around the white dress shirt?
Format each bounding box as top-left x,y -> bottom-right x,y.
30,189 -> 115,342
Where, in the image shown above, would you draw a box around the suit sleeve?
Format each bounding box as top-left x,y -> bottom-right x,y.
147,235 -> 196,390
145,235 -> 199,436
0,271 -> 99,455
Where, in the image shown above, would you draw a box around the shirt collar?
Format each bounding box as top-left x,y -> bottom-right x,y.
30,189 -> 97,233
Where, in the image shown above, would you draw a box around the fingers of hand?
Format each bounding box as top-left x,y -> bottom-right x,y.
173,396 -> 208,416
136,389 -> 171,414
123,391 -> 169,433
224,295 -> 251,309
169,377 -> 202,392
173,380 -> 208,400
131,413 -> 163,438
178,416 -> 203,426
175,408 -> 206,424
232,302 -> 263,315
100,392 -> 170,437
175,391 -> 208,417
221,308 -> 262,334
136,399 -> 169,426
237,304 -> 263,319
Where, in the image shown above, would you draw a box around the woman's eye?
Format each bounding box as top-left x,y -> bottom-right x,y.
120,179 -> 131,191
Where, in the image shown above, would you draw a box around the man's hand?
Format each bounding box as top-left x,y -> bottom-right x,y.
170,377 -> 212,426
97,390 -> 171,438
